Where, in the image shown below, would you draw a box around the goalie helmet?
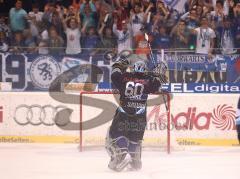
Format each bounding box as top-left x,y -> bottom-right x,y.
133,61 -> 146,73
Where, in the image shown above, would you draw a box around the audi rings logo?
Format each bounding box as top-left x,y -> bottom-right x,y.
14,105 -> 72,126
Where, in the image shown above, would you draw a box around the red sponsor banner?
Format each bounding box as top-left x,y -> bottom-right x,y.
147,104 -> 236,131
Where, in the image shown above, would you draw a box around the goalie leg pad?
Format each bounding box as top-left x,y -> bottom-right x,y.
105,128 -> 129,157
105,129 -> 130,171
128,140 -> 142,170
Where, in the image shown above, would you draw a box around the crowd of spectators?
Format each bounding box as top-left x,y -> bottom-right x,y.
0,0 -> 240,57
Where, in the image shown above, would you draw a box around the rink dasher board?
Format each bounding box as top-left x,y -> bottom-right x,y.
0,92 -> 238,146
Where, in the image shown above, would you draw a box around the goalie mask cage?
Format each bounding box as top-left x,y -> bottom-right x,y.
79,91 -> 172,154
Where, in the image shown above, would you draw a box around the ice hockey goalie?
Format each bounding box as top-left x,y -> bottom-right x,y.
105,58 -> 167,172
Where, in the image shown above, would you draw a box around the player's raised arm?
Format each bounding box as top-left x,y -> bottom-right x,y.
111,58 -> 129,89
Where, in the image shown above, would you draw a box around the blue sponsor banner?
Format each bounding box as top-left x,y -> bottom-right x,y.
154,53 -> 237,72
98,83 -> 240,94
0,53 -> 91,91
173,54 -> 239,83
161,83 -> 240,93
0,52 -> 239,91
163,54 -> 224,71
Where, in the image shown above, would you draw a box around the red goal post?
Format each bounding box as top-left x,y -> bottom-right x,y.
79,91 -> 171,154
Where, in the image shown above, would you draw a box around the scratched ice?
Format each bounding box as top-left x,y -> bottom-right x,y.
0,144 -> 239,179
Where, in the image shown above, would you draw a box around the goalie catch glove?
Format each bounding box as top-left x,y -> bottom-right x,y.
152,62 -> 168,83
152,61 -> 167,76
158,74 -> 168,84
112,58 -> 130,72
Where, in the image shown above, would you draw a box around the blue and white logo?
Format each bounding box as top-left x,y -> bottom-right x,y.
162,83 -> 240,93
30,56 -> 61,89
164,0 -> 178,7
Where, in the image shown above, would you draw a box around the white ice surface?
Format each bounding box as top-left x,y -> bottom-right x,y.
0,144 -> 240,179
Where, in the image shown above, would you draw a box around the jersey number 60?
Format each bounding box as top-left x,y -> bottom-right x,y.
125,82 -> 144,96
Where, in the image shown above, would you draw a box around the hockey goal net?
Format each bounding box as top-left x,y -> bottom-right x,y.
79,91 -> 174,153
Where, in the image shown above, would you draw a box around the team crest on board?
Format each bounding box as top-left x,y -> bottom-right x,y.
30,56 -> 61,89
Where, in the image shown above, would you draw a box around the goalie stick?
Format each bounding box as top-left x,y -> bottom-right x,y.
144,33 -> 169,113
144,33 -> 157,67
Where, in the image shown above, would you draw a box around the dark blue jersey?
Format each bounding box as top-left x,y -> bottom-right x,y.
111,68 -> 161,115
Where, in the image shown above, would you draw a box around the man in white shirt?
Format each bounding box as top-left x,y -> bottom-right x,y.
28,4 -> 43,22
130,3 -> 144,37
113,20 -> 133,54
62,17 -> 81,55
211,0 -> 230,16
28,4 -> 44,37
192,17 -> 216,57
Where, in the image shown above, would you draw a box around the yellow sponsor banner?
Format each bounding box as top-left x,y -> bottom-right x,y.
0,136 -> 79,144
176,138 -> 239,146
62,83 -> 96,91
0,136 -> 238,146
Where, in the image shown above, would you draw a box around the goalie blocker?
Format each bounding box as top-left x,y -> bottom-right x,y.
105,59 -> 167,171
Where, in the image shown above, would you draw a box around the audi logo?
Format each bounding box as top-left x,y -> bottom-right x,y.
14,104 -> 72,126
